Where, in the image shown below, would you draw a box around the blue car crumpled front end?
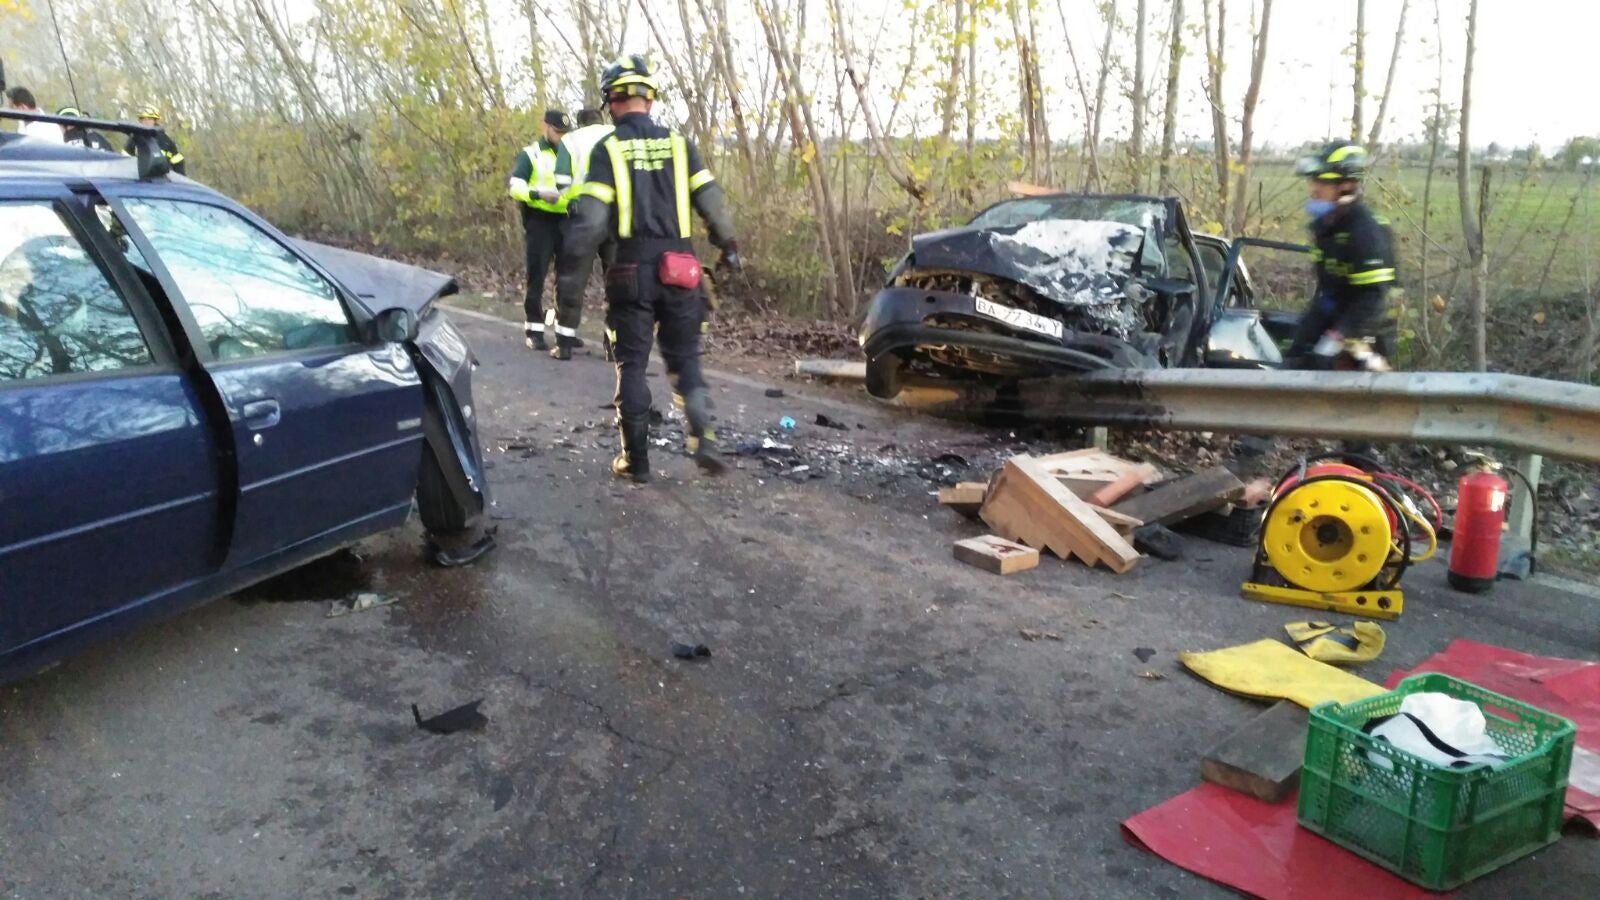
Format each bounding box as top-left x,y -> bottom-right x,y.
296,239 -> 491,534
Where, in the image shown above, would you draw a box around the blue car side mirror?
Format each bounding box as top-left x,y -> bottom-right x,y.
373,307 -> 419,344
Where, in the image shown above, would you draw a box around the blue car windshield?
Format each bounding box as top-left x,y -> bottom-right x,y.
969,197 -> 1168,272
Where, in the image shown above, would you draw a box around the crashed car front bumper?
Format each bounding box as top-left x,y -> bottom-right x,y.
859,287 -> 1156,397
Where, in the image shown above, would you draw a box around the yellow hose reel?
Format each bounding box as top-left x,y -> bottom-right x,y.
1243,466 -> 1437,620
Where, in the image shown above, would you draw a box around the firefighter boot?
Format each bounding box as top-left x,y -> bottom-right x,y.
611,418 -> 652,483
549,334 -> 576,360
525,331 -> 548,352
682,388 -> 726,476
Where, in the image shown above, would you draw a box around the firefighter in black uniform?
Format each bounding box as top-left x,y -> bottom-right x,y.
556,56 -> 743,483
57,107 -> 117,152
124,105 -> 186,174
1289,140 -> 1396,371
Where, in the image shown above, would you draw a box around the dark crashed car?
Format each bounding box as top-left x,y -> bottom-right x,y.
859,193 -> 1302,398
0,113 -> 492,683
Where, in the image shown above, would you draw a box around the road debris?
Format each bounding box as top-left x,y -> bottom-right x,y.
1133,647 -> 1156,663
1132,523 -> 1184,561
953,535 -> 1040,575
671,642 -> 713,660
326,592 -> 399,618
1137,671 -> 1165,680
815,413 -> 849,430
764,388 -> 786,398
412,699 -> 488,735
1018,628 -> 1062,641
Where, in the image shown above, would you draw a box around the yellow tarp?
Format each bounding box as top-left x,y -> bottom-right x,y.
1284,620 -> 1387,664
1178,639 -> 1385,708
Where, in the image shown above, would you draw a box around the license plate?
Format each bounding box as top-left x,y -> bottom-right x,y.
974,296 -> 1064,340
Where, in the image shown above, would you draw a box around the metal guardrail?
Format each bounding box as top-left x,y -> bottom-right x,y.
880,368 -> 1600,465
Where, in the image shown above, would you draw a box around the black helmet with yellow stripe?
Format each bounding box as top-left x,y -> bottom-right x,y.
599,54 -> 661,101
1296,140 -> 1368,182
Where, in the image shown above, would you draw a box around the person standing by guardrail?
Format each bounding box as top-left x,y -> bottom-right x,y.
1289,141 -> 1396,372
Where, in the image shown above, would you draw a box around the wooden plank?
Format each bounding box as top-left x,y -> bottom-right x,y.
793,359 -> 867,382
1112,466 -> 1246,527
1007,180 -> 1059,197
938,482 -> 988,519
980,456 -> 1140,573
952,535 -> 1040,575
1089,464 -> 1160,508
1200,701 -> 1309,803
1093,506 -> 1144,532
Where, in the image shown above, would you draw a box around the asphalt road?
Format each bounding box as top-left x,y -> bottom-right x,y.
2,309 -> 1596,898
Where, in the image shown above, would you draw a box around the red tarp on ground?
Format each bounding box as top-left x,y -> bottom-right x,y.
1124,640 -> 1598,898
1386,639 -> 1600,827
1121,783 -> 1438,900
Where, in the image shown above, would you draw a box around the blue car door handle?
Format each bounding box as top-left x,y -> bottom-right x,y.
240,399 -> 282,430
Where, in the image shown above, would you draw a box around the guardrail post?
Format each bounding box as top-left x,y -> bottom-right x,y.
1508,452 -> 1542,542
1090,426 -> 1109,451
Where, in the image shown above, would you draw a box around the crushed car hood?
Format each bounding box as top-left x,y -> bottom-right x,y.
908,219 -> 1147,337
294,239 -> 457,317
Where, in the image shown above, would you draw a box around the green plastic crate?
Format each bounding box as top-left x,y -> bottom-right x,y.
1298,673 -> 1575,891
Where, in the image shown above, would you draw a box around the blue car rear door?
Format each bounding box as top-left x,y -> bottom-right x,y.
106,190 -> 425,567
0,188 -> 224,658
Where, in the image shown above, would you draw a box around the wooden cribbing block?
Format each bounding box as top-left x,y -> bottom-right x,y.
979,456 -> 1140,573
1092,506 -> 1144,533
1089,464 -> 1160,508
938,482 -> 988,519
1112,466 -> 1246,527
1200,701 -> 1309,803
952,535 -> 1040,575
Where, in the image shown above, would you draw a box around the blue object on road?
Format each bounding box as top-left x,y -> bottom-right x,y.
779,416 -> 796,430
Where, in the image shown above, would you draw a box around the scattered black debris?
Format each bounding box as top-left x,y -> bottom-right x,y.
765,388 -> 786,398
671,642 -> 712,660
1133,647 -> 1157,663
932,452 -> 969,467
326,592 -> 398,618
1133,523 -> 1184,561
1177,506 -> 1261,547
412,699 -> 488,735
816,413 -> 849,430
490,775 -> 515,811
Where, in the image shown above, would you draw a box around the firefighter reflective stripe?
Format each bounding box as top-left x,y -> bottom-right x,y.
688,169 -> 715,191
555,324 -> 579,338
671,133 -> 691,239
166,151 -> 185,166
577,182 -> 616,204
604,138 -> 633,237
1348,267 -> 1396,285
524,320 -> 545,333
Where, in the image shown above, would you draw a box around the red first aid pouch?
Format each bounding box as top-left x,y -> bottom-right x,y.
658,251 -> 703,290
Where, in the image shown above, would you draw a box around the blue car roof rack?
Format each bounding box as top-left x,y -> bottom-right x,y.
0,108 -> 172,180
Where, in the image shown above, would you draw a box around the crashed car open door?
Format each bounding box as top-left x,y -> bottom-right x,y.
106,186 -> 426,567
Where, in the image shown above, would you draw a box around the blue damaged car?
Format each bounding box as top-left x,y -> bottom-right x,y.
0,110 -> 492,682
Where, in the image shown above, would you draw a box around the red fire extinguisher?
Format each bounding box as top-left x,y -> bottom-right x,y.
1449,469 -> 1510,593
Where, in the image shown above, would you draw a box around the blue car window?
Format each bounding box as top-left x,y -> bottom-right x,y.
0,201 -> 153,382
121,198 -> 354,360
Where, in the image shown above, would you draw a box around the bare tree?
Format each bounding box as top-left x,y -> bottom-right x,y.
1366,0 -> 1409,149
1130,0 -> 1149,172
1056,0 -> 1103,190
939,0 -> 965,144
1201,0 -> 1229,225
1351,0 -> 1365,141
1230,0 -> 1273,237
1157,0 -> 1185,193
1089,2 -> 1118,184
1458,0 -> 1487,371
828,0 -> 926,203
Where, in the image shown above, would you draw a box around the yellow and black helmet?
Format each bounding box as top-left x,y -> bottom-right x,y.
137,104 -> 162,122
1296,140 -> 1368,182
56,106 -> 84,118
599,54 -> 661,101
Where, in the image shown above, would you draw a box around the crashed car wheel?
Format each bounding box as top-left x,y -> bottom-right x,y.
417,443 -> 471,534
866,353 -> 905,400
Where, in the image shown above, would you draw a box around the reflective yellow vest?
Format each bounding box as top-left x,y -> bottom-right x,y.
558,123 -> 615,205
522,142 -> 563,213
